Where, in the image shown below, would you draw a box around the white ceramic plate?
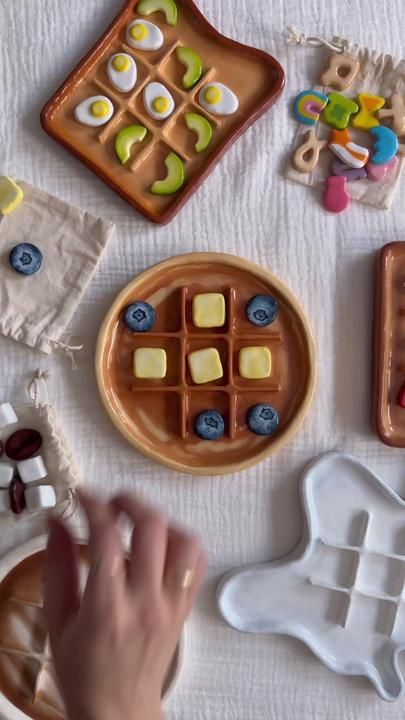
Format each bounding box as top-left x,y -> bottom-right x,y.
218,452 -> 405,702
0,535 -> 185,720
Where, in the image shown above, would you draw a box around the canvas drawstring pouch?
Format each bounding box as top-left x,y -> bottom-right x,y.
285,28 -> 405,209
0,180 -> 115,363
0,370 -> 79,526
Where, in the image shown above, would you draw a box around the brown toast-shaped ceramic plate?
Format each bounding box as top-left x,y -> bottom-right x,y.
373,242 -> 405,446
40,0 -> 284,224
0,539 -> 182,720
96,253 -> 316,475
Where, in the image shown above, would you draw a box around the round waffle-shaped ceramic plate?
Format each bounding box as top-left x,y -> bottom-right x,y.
96,253 -> 316,475
0,536 -> 184,720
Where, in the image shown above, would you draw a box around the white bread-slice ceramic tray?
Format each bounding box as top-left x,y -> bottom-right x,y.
217,452 -> 405,702
0,535 -> 184,720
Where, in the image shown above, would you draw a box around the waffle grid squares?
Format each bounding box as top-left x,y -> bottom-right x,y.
92,31 -> 223,175
128,286 -> 283,439
309,512 -> 405,637
0,597 -> 56,709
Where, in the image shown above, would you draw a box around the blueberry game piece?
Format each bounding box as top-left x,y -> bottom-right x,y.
247,404 -> 280,436
246,295 -> 278,327
194,410 -> 225,440
9,243 -> 43,275
124,301 -> 156,332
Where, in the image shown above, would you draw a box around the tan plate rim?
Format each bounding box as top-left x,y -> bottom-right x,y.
0,535 -> 185,720
95,252 -> 317,475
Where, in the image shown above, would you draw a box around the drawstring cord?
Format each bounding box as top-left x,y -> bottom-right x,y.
28,369 -> 51,408
49,336 -> 83,371
286,26 -> 348,53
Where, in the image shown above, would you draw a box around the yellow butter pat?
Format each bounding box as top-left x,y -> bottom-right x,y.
0,177 -> 24,216
239,347 -> 271,379
188,347 -> 223,384
134,348 -> 167,379
192,293 -> 226,328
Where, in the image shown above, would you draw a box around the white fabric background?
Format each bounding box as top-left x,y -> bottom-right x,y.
1,0 -> 405,717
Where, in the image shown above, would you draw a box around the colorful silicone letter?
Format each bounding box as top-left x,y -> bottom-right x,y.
324,176 -> 349,213
331,159 -> 367,181
366,156 -> 398,182
320,52 -> 360,91
377,95 -> 405,136
370,126 -> 399,165
351,93 -> 385,130
328,128 -> 369,168
293,90 -> 328,126
291,129 -> 328,173
322,93 -> 359,130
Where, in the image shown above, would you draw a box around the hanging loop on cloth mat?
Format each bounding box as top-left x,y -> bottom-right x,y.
286,26 -> 348,53
49,336 -> 84,371
28,369 -> 51,408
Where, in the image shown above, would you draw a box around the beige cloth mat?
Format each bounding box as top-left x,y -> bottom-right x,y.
0,181 -> 115,354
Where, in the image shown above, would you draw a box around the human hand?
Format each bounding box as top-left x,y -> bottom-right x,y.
44,492 -> 206,720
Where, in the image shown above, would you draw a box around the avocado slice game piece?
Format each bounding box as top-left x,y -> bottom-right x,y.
176,47 -> 202,89
185,112 -> 213,152
150,152 -> 185,195
137,0 -> 177,26
115,125 -> 147,164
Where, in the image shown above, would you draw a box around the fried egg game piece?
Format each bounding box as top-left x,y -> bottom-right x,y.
351,93 -> 385,131
199,82 -> 238,116
370,126 -> 399,165
239,347 -> 272,379
192,293 -> 225,328
126,19 -> 164,50
328,128 -> 369,168
133,348 -> 167,379
107,54 -> 137,93
0,177 -> 24,215
293,90 -> 328,125
188,348 -> 223,384
74,95 -> 114,126
143,82 -> 175,120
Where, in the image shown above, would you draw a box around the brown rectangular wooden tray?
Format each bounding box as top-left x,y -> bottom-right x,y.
373,242 -> 405,446
40,0 -> 284,224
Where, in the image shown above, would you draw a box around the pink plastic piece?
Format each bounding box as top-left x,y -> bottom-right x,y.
366,156 -> 398,182
324,176 -> 350,213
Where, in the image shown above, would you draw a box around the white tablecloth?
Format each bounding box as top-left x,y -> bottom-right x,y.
1,1 -> 405,717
